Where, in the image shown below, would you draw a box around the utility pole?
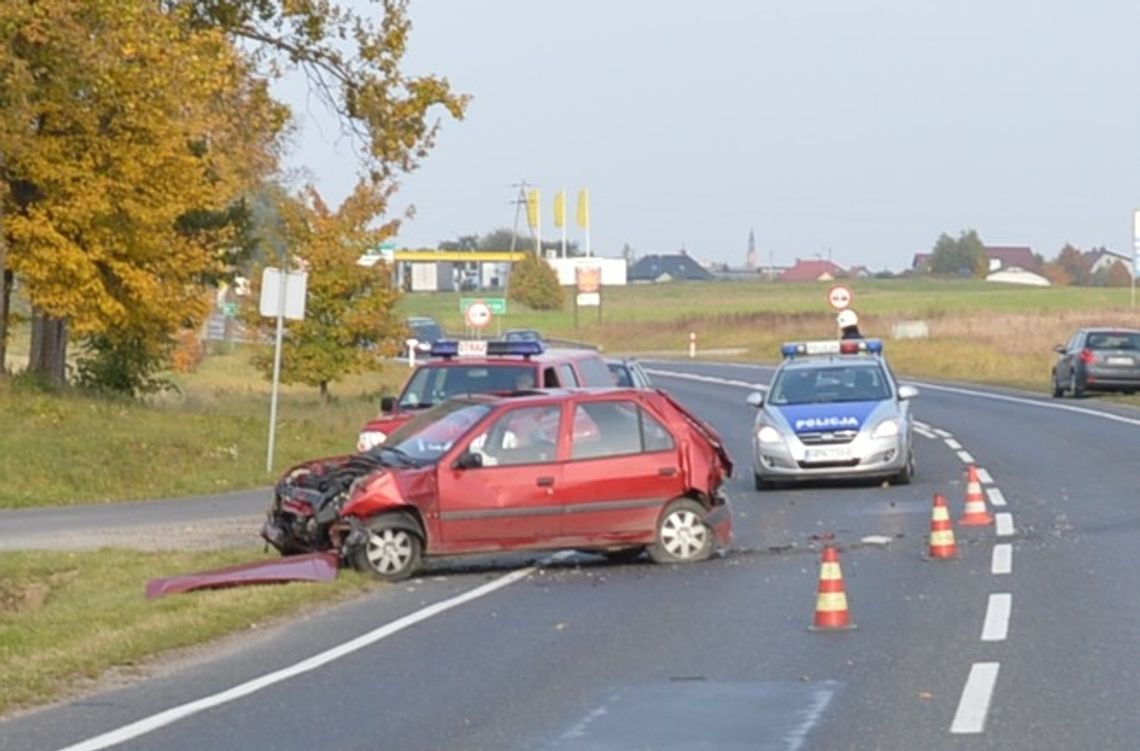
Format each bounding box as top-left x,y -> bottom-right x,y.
509,180 -> 530,254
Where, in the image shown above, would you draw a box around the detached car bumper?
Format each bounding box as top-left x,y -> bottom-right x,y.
752,433 -> 908,482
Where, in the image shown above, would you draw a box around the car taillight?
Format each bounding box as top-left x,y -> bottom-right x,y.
1079,349 -> 1096,364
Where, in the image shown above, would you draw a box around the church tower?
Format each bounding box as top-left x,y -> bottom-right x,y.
746,229 -> 758,269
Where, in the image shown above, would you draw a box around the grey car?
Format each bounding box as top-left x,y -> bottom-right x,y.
606,357 -> 653,388
746,339 -> 918,490
1051,327 -> 1140,397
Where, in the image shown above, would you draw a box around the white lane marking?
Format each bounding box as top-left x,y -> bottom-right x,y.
986,488 -> 1007,507
944,438 -> 962,450
933,428 -> 953,438
915,382 -> 1140,428
914,426 -> 937,439
957,450 -> 975,464
977,468 -> 993,484
55,567 -> 537,751
951,662 -> 1001,734
995,513 -> 1015,537
646,369 -> 766,391
981,593 -> 1012,641
914,420 -> 931,430
991,544 -> 1012,575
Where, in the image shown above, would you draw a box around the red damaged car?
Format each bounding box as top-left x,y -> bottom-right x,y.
262,388 -> 734,581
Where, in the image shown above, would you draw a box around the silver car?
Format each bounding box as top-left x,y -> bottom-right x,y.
746,339 -> 918,490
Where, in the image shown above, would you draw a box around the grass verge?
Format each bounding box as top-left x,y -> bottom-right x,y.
0,548 -> 375,717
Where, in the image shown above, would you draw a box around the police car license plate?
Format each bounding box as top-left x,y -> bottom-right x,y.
1107,356 -> 1134,366
804,446 -> 852,462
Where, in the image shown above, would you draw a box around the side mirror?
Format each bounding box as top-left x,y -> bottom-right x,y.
897,385 -> 919,400
1052,344 -> 1066,355
746,391 -> 765,408
380,396 -> 397,413
455,451 -> 484,470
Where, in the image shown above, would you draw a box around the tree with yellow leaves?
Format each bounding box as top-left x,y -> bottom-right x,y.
246,183 -> 402,399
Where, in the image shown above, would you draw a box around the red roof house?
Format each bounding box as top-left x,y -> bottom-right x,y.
780,259 -> 847,282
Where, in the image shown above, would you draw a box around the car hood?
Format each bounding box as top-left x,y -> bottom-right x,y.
770,400 -> 886,434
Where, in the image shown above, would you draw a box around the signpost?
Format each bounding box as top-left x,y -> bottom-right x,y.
259,267 -> 308,473
1132,210 -> 1139,308
575,265 -> 602,327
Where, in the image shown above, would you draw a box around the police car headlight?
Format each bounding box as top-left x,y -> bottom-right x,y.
871,419 -> 900,439
357,430 -> 387,452
757,425 -> 783,444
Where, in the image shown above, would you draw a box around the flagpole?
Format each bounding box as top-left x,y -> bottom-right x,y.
560,187 -> 567,258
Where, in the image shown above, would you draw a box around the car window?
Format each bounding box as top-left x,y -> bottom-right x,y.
559,363 -> 580,386
467,405 -> 562,466
570,400 -> 671,459
576,355 -> 615,387
384,401 -> 492,462
399,364 -> 534,408
607,362 -> 632,387
1087,332 -> 1140,350
769,365 -> 890,405
543,367 -> 560,387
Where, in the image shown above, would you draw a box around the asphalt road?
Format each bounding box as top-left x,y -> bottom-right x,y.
2,359 -> 1138,751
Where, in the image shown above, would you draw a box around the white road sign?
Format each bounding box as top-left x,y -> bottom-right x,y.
827,285 -> 853,310
464,301 -> 492,329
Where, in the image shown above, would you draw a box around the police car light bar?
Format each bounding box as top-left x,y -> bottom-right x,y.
781,339 -> 883,358
429,340 -> 545,359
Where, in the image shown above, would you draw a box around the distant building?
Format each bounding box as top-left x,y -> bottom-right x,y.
985,245 -> 1049,286
746,229 -> 758,270
627,252 -> 715,283
1083,247 -> 1132,275
911,252 -> 932,272
847,265 -> 871,279
780,258 -> 847,282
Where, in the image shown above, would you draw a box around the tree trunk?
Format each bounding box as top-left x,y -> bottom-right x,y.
0,247 -> 9,377
29,310 -> 68,387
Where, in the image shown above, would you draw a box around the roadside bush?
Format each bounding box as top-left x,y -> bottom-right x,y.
508,253 -> 564,311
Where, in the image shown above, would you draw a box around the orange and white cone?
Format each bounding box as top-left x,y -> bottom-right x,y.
959,465 -> 994,526
926,493 -> 960,560
809,545 -> 856,631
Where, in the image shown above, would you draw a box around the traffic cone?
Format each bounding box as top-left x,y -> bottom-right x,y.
926,493 -> 960,560
959,465 -> 994,526
808,546 -> 856,631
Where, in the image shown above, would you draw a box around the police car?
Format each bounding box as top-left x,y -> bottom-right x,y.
745,339 -> 918,489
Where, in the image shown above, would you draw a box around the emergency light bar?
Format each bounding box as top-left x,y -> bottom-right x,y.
781,339 -> 883,358
429,340 -> 545,359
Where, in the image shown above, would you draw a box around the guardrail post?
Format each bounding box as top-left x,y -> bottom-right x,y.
689,331 -> 697,359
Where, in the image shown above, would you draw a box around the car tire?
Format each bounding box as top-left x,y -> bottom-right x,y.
1051,372 -> 1064,398
893,448 -> 915,486
350,516 -> 423,582
648,499 -> 714,565
1069,372 -> 1085,398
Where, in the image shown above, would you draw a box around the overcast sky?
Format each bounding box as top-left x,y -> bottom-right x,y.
273,1 -> 1140,272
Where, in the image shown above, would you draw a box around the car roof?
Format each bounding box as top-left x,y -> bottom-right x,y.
1080,327 -> 1140,334
456,386 -> 655,406
417,347 -> 600,368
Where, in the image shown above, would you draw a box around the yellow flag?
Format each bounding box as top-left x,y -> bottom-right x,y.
553,190 -> 566,228
576,188 -> 589,229
526,188 -> 540,230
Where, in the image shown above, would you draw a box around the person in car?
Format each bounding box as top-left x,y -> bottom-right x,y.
837,309 -> 864,340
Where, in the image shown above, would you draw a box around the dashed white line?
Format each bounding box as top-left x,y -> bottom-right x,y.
995,513 -> 1015,537
914,426 -> 937,439
986,488 -> 1007,507
956,450 -> 975,464
951,662 -> 1001,734
944,438 -> 962,450
991,544 -> 1012,575
933,428 -> 953,439
976,468 -> 993,484
981,593 -> 1012,641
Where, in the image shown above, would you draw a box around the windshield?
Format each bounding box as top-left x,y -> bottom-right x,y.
399,364 -> 536,408
769,364 -> 891,405
381,400 -> 493,463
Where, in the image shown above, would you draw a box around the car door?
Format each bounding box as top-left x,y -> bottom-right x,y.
1056,331 -> 1083,384
557,398 -> 684,543
435,404 -> 564,549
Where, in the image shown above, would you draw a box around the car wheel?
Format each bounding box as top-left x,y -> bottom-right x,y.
893,447 -> 915,486
1069,371 -> 1085,398
648,499 -> 714,565
1051,371 -> 1063,398
350,518 -> 422,582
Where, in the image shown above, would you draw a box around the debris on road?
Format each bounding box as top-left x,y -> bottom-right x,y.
145,552 -> 339,599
